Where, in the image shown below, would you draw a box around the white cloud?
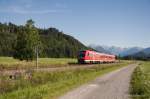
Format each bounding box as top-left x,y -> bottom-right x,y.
0,5 -> 65,14
13,9 -> 61,14
0,0 -> 70,14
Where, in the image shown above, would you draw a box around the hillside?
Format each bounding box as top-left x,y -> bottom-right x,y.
120,47 -> 143,56
0,22 -> 88,58
123,47 -> 150,60
142,47 -> 150,54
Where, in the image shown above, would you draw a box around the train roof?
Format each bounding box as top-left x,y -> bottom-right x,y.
81,50 -> 115,57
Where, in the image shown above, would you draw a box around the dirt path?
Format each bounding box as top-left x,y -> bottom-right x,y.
59,63 -> 137,99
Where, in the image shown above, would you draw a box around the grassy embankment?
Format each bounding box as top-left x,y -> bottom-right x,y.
0,60 -> 133,99
130,61 -> 150,99
0,57 -> 77,70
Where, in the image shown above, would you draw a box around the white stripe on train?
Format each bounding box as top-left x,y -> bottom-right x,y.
84,60 -> 115,62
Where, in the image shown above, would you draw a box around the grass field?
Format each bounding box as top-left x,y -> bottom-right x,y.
0,57 -> 77,69
0,61 -> 132,99
130,61 -> 150,99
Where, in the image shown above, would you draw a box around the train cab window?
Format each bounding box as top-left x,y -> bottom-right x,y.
79,51 -> 85,58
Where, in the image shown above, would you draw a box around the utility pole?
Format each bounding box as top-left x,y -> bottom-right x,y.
118,54 -> 121,63
36,46 -> 38,69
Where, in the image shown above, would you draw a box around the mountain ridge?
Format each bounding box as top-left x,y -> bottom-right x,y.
90,45 -> 145,56
123,47 -> 150,60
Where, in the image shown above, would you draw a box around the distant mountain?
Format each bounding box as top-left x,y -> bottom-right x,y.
89,45 -> 111,54
120,47 -> 143,57
142,47 -> 150,55
102,46 -> 126,55
132,47 -> 150,57
89,45 -> 150,60
90,45 -> 144,56
123,47 -> 150,60
90,45 -> 127,55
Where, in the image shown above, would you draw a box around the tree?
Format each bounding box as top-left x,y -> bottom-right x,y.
0,20 -> 88,58
0,32 -> 16,56
13,19 -> 40,61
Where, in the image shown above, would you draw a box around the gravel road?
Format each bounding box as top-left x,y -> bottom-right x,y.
59,63 -> 137,99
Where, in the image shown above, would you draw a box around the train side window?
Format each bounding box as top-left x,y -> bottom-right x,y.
87,52 -> 89,56
89,53 -> 93,57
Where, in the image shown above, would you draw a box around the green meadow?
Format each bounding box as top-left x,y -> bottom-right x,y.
130,61 -> 150,99
0,57 -> 77,69
0,60 -> 132,99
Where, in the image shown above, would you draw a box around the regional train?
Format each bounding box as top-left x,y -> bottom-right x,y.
78,50 -> 116,64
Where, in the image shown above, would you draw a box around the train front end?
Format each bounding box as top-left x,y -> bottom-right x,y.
78,51 -> 86,64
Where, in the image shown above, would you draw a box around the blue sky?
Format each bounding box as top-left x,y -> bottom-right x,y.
0,0 -> 150,48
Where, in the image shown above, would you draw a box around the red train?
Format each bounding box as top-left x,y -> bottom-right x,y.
78,50 -> 116,64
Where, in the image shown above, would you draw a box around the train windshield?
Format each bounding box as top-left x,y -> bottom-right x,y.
79,51 -> 85,58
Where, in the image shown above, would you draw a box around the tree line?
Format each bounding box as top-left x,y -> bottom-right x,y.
0,20 -> 88,61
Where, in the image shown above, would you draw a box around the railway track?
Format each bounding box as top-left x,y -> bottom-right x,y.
0,63 -> 119,76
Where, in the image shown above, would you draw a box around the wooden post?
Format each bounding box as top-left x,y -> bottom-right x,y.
36,46 -> 38,69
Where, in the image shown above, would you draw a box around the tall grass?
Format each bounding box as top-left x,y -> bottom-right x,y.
0,57 -> 77,70
130,62 -> 150,99
0,62 -> 130,99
